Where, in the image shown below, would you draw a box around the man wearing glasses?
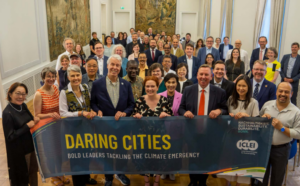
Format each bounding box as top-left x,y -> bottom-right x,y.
158,43 -> 178,70
225,39 -> 249,73
197,36 -> 220,65
251,60 -> 276,109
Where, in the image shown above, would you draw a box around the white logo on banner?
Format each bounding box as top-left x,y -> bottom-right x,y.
237,140 -> 258,151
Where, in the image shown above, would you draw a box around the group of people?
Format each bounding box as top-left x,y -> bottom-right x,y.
2,27 -> 300,186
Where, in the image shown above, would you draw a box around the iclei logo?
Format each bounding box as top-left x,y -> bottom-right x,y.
237,140 -> 258,151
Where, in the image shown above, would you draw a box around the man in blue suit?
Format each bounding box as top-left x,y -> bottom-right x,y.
251,60 -> 276,109
158,43 -> 178,70
179,64 -> 228,186
197,36 -> 220,65
218,36 -> 233,61
178,43 -> 200,83
280,42 -> 300,105
110,31 -> 119,45
250,36 -> 269,71
145,39 -> 163,67
94,42 -> 109,77
91,54 -> 135,186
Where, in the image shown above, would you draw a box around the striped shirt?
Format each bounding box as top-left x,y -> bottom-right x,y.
37,85 -> 59,114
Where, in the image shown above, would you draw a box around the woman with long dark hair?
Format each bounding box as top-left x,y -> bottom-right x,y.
227,75 -> 259,119
194,38 -> 205,57
225,48 -> 245,82
104,36 -> 114,57
118,32 -> 127,48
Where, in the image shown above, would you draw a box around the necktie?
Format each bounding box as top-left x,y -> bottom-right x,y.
259,50 -> 263,60
253,83 -> 259,99
198,90 -> 205,115
152,50 -> 155,61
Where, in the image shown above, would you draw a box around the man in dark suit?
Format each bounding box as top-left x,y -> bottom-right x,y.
210,60 -> 234,100
91,54 -> 135,186
179,64 -> 228,186
110,31 -> 119,45
158,43 -> 178,70
178,43 -> 200,83
147,27 -> 155,38
197,36 -> 220,65
94,41 -> 109,77
219,36 -> 233,61
280,42 -> 300,105
251,60 -> 276,109
145,39 -> 162,67
125,32 -> 144,58
250,36 -> 269,71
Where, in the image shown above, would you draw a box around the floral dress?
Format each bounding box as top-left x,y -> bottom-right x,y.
132,96 -> 173,175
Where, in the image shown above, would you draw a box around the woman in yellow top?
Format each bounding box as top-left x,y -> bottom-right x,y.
264,47 -> 281,83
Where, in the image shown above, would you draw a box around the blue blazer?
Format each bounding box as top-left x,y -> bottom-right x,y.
280,54 -> 300,87
97,55 -> 109,76
157,54 -> 178,71
219,44 -> 233,61
145,49 -> 163,67
197,47 -> 220,65
250,79 -> 276,109
178,84 -> 228,116
250,48 -> 268,70
91,76 -> 135,116
178,55 -> 200,83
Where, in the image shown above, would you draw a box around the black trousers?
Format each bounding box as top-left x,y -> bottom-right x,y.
259,143 -> 291,186
291,85 -> 298,106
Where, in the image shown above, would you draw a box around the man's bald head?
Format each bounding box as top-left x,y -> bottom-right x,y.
172,39 -> 179,48
276,82 -> 293,104
234,39 -> 242,49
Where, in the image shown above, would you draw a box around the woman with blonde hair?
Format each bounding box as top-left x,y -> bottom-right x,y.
157,40 -> 165,55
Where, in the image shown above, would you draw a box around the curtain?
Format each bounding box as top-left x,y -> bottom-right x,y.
219,0 -> 234,39
252,0 -> 267,49
269,0 -> 285,51
201,0 -> 211,39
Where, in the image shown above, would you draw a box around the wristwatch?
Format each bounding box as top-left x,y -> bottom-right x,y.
280,127 -> 285,132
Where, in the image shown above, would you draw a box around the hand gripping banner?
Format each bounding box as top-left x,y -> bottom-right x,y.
30,116 -> 273,182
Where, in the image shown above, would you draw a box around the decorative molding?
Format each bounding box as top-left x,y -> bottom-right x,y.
0,0 -> 47,79
178,11 -> 198,37
112,10 -> 132,32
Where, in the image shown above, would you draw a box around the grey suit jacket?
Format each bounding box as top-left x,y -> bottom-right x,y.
182,40 -> 195,51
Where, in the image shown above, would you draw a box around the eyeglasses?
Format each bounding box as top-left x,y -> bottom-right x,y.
15,92 -> 27,97
253,68 -> 265,72
206,40 -> 213,43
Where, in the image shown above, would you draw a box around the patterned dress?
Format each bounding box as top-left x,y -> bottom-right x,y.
132,96 -> 173,175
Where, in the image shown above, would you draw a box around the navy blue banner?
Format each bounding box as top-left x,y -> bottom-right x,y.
31,116 -> 273,180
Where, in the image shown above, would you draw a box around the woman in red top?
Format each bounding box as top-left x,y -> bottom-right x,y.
33,67 -> 66,186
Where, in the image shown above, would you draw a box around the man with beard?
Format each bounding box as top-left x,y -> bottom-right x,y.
126,32 -> 144,58
137,52 -> 148,80
123,60 -> 143,101
210,60 -> 234,101
259,82 -> 300,186
143,36 -> 150,51
158,43 -> 178,70
251,60 -> 276,109
145,39 -> 163,67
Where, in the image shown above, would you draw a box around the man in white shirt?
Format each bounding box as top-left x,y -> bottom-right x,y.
259,82 -> 300,186
56,37 -> 75,71
94,42 -> 109,77
140,32 -> 145,44
225,39 -> 250,72
162,55 -> 176,76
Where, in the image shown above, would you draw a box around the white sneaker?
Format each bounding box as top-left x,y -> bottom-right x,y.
169,174 -> 175,181
160,174 -> 166,179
